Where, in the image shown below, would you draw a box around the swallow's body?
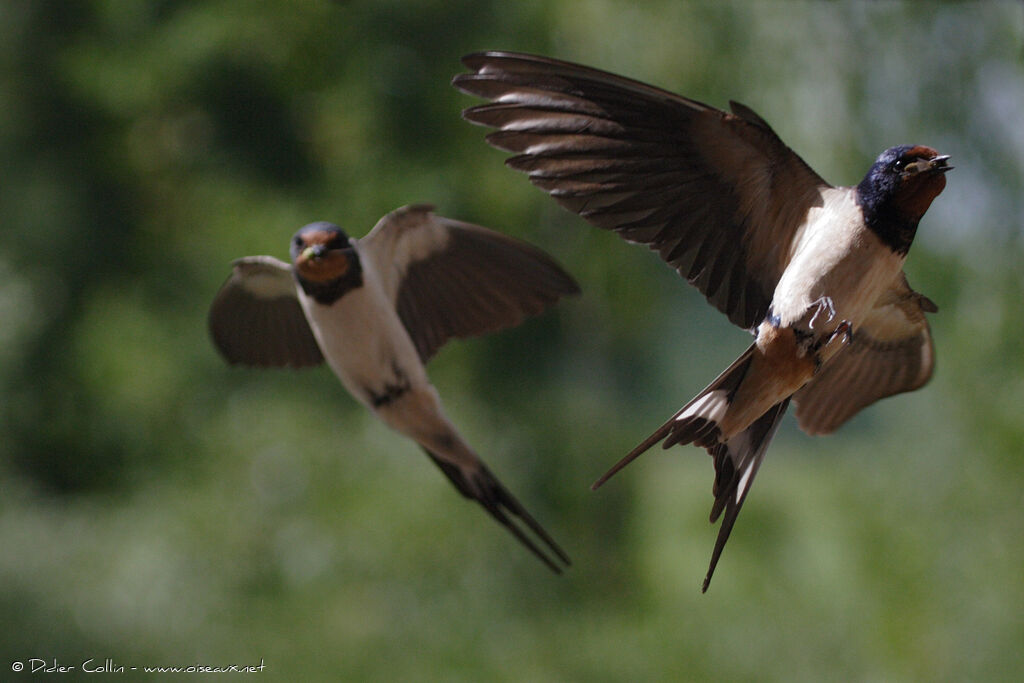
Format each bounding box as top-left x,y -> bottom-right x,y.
709,187 -> 906,441
454,52 -> 950,589
773,188 -> 902,333
209,204 -> 579,572
296,249 -> 423,410
295,255 -> 449,455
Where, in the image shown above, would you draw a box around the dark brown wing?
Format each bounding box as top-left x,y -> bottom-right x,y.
208,256 -> 324,368
794,273 -> 936,434
361,204 -> 579,362
454,51 -> 830,329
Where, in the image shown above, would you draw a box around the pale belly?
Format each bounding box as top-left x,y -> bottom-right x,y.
295,277 -> 465,458
770,190 -> 905,335
297,282 -> 427,409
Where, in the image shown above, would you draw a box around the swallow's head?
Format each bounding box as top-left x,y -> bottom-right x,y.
858,145 -> 952,223
290,222 -> 358,284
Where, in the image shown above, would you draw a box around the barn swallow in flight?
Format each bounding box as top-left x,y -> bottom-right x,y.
454,52 -> 950,590
208,204 -> 579,572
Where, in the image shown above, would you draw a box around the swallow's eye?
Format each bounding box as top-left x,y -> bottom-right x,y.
293,235 -> 304,248
893,158 -> 906,172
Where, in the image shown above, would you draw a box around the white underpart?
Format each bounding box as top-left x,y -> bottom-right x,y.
678,389 -> 729,424
296,247 -> 428,407
771,187 -> 907,339
295,245 -> 477,467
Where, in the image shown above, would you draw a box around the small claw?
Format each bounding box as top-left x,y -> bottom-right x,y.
808,296 -> 837,330
830,320 -> 853,345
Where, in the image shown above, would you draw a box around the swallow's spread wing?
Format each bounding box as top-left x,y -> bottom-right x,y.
454,51 -> 830,329
361,204 -> 579,362
794,274 -> 936,434
208,256 -> 324,368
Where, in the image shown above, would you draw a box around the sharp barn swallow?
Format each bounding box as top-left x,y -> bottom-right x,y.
454,52 -> 951,590
208,204 -> 579,572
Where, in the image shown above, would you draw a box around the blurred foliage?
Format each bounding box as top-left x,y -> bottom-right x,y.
1,1 -> 1022,681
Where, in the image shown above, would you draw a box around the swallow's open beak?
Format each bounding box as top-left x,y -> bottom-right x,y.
906,155 -> 953,176
929,155 -> 953,173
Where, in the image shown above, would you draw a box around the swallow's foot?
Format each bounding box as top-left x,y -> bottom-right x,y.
807,296 -> 837,330
807,320 -> 853,366
828,319 -> 854,345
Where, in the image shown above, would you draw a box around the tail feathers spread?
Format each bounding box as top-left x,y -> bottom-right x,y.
423,448 -> 571,574
701,398 -> 790,592
588,341 -> 791,591
663,345 -> 755,449
591,344 -> 756,490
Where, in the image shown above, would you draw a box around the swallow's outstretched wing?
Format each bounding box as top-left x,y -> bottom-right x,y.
208,256 -> 324,367
794,274 -> 936,434
361,204 -> 580,362
421,447 -> 571,573
454,51 -> 830,329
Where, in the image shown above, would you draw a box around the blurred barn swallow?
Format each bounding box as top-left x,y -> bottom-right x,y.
454,52 -> 950,590
209,204 -> 579,572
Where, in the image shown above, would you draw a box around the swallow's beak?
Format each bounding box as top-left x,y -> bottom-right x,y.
301,245 -> 327,261
906,155 -> 953,176
928,155 -> 953,173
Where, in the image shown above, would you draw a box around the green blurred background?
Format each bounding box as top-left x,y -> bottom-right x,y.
1,1 -> 1022,680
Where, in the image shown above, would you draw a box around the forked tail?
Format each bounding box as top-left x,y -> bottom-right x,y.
701,397 -> 790,592
589,342 -> 792,591
424,448 -> 571,573
592,343 -> 757,490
